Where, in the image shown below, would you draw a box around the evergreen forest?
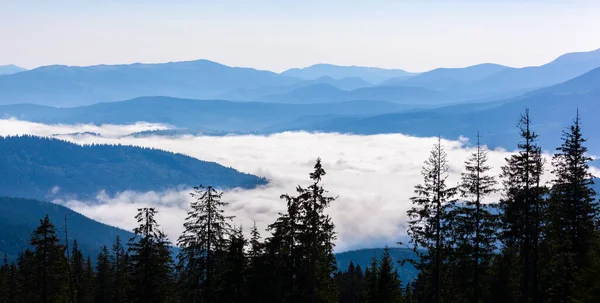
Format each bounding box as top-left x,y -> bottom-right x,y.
1,108 -> 599,303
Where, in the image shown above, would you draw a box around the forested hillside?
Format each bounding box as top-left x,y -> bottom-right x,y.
0,197 -> 133,261
0,136 -> 266,200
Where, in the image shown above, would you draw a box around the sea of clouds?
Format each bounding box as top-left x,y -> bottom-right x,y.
2,119 -> 597,252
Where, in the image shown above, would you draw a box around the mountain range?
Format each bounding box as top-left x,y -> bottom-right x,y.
2,65 -> 598,153
277,66 -> 600,153
2,48 -> 599,107
0,60 -> 297,106
0,136 -> 266,201
280,63 -> 416,84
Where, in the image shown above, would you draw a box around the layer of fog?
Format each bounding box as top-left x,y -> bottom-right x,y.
0,118 -> 169,138
2,119 -> 597,252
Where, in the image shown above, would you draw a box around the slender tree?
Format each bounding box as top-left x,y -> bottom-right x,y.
111,235 -> 130,303
129,207 -> 175,303
499,109 -> 547,303
177,185 -> 234,302
407,137 -> 457,303
29,215 -> 69,303
455,133 -> 498,303
377,247 -> 403,303
95,245 -> 113,303
544,110 -> 598,301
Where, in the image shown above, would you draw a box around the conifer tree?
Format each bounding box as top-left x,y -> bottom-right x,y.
377,247 -> 403,303
364,256 -> 379,303
177,185 -> 234,302
544,111 -> 598,301
29,215 -> 70,303
17,249 -> 36,303
245,222 -> 267,302
296,158 -> 338,303
129,207 -> 175,303
0,254 -> 8,303
70,239 -> 93,303
336,261 -> 366,303
218,226 -> 247,302
265,193 -> 303,302
406,138 -> 457,303
111,235 -> 130,303
499,109 -> 547,303
95,245 -> 114,303
454,133 -> 498,303
5,262 -> 19,303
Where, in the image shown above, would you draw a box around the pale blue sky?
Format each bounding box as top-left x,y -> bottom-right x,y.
1,0 -> 599,72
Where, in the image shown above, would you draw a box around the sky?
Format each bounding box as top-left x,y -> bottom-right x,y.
1,0 -> 600,72
4,118 -> 598,252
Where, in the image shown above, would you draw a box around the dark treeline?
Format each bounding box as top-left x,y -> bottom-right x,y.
1,109 -> 600,303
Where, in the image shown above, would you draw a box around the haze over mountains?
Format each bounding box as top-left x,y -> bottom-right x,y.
1,46 -> 600,259
1,47 -> 599,107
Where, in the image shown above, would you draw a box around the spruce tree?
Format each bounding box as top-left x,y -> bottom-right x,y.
95,245 -> 114,303
129,207 -> 175,303
70,239 -> 93,303
377,247 -> 403,303
111,235 -> 130,303
29,215 -> 70,303
454,133 -> 498,303
364,256 -> 379,303
297,158 -> 338,303
245,222 -> 267,303
17,249 -> 36,303
177,185 -> 234,302
499,109 -> 547,303
406,137 -> 457,303
0,254 -> 8,303
544,111 -> 598,301
218,226 -> 247,302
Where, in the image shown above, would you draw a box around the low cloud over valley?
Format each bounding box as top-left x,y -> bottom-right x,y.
2,119 -> 593,252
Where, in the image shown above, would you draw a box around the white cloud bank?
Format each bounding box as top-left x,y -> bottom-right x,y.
2,119 -> 595,252
0,118 -> 169,138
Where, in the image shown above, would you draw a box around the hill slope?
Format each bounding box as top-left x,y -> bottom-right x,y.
0,60 -> 298,106
0,136 -> 266,200
0,196 -> 134,261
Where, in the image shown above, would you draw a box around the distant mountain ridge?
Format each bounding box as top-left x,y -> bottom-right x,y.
0,135 -> 266,201
0,64 -> 26,75
217,76 -> 373,101
383,63 -> 510,91
281,63 -> 417,84
0,97 -> 411,132
258,83 -> 461,104
0,59 -> 298,106
275,68 -> 600,154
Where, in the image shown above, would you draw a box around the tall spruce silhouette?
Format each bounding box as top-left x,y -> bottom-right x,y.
455,133 -> 498,303
407,137 -> 457,303
544,110 -> 598,301
499,109 -> 547,303
128,207 -> 174,303
177,185 -> 234,302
